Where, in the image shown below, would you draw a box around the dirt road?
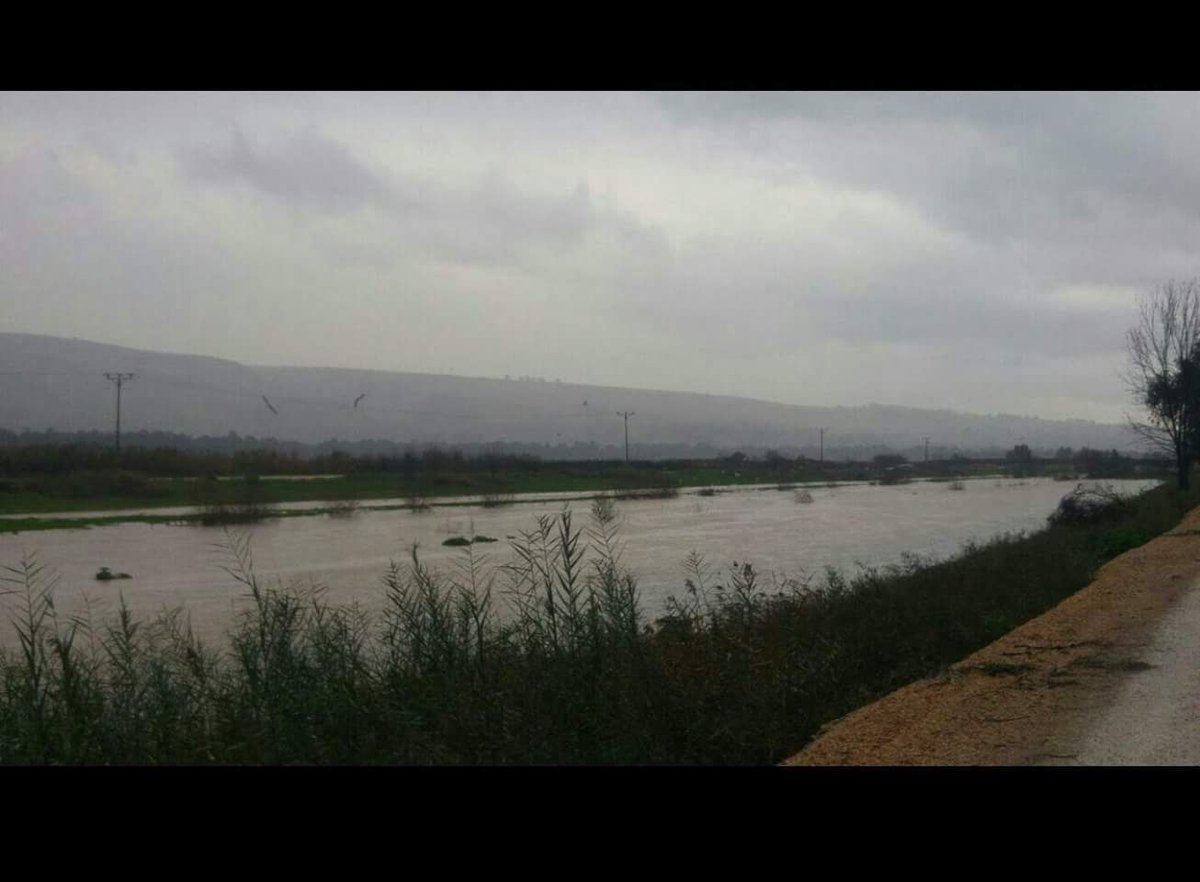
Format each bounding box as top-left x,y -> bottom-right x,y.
784,506 -> 1200,766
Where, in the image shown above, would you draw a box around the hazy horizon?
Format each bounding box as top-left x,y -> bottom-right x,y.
5,92 -> 1199,425
0,329 -> 1132,426
0,332 -> 1143,457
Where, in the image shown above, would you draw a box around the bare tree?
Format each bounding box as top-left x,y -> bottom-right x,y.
1126,279 -> 1200,490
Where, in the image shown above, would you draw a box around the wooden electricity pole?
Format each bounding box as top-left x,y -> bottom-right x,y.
104,372 -> 135,453
617,411 -> 635,463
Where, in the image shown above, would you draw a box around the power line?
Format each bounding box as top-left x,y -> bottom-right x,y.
3,372 -> 607,424
7,371 -> 663,447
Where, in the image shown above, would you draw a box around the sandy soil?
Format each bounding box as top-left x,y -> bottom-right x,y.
784,505 -> 1200,766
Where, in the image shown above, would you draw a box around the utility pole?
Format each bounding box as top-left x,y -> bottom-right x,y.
103,372 -> 134,453
617,411 -> 635,463
819,427 -> 828,464
924,437 -> 930,462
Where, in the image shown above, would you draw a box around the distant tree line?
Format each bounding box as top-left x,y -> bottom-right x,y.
0,426 -> 1155,477
0,428 -> 733,464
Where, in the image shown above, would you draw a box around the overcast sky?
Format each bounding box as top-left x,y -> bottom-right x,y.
3,91 -> 1198,424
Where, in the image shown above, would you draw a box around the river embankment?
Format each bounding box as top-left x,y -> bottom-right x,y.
785,503 -> 1200,765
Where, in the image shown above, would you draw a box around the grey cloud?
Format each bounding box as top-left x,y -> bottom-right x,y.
477,176 -> 592,240
421,177 -> 670,270
180,127 -> 398,212
656,91 -> 1140,134
657,92 -> 1200,272
411,176 -> 597,266
178,127 -> 668,272
0,145 -> 105,230
656,91 -> 1042,124
172,107 -> 1146,377
1,145 -> 243,351
807,292 -> 1130,360
609,227 -> 1132,364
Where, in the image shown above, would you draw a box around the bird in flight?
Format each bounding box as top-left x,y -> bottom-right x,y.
353,393 -> 367,408
262,395 -> 278,415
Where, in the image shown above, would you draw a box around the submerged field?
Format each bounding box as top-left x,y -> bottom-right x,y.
0,476 -> 1189,764
0,478 -> 1157,642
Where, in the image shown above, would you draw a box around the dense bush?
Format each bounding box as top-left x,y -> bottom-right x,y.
1047,483 -> 1131,526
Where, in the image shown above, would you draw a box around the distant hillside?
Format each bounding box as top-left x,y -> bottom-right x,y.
0,333 -> 1141,459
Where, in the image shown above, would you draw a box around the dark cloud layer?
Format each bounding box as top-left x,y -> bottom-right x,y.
659,91 -> 1200,269
181,127 -> 398,212
177,125 -> 668,271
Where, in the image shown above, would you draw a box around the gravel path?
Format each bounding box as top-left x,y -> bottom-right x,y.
1067,576 -> 1200,765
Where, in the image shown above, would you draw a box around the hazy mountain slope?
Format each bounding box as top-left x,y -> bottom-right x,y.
0,333 -> 1140,455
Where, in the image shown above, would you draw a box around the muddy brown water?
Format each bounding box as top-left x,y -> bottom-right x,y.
0,478 -> 1158,647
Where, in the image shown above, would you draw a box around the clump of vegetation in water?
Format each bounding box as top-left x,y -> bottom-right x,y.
0,482 -> 1192,765
611,486 -> 679,500
442,535 -> 498,547
1047,483 -> 1131,526
794,489 -> 814,504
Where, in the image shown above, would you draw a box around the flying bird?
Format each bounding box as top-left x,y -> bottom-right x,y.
261,395 -> 278,415
353,393 -> 367,408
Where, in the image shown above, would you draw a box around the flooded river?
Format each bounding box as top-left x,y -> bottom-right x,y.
0,478 -> 1159,645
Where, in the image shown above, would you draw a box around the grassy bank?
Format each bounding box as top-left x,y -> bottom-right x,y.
0,469 -> 720,519
0,465 -> 801,517
2,451 -> 1170,520
0,481 -> 1193,764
